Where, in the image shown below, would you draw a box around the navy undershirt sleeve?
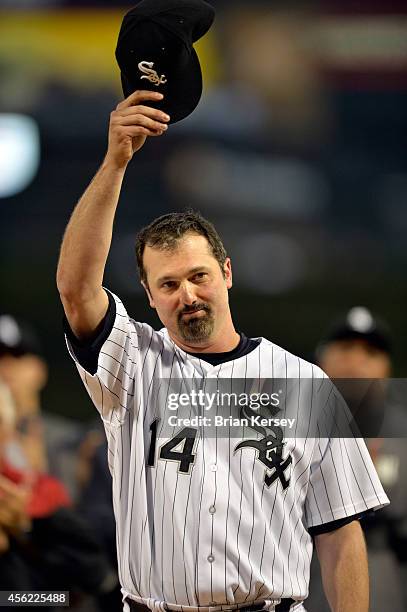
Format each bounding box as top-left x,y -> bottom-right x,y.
63,290 -> 116,375
308,510 -> 375,536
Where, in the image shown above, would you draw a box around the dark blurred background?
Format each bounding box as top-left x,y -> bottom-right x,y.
0,0 -> 406,420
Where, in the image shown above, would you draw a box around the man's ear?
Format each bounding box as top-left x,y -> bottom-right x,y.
223,257 -> 233,289
141,281 -> 156,309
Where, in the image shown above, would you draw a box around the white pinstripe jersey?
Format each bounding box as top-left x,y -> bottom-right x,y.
66,291 -> 389,612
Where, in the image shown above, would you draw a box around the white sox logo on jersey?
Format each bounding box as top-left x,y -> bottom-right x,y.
235,404 -> 292,490
138,61 -> 167,86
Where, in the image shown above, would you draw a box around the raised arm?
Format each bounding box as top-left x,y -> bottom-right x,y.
56,90 -> 170,340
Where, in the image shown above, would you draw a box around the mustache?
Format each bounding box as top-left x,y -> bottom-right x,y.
178,303 -> 211,316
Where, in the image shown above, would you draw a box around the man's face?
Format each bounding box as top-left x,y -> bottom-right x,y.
0,354 -> 47,407
319,338 -> 391,379
142,233 -> 233,348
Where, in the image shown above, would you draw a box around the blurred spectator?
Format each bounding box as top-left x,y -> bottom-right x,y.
77,439 -> 123,612
0,380 -> 119,610
0,314 -> 86,500
314,306 -> 392,379
306,306 -> 407,612
0,382 -> 29,555
78,439 -> 115,562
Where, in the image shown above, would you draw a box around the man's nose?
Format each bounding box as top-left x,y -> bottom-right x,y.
179,282 -> 197,306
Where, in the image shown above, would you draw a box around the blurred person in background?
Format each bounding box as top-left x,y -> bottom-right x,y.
77,437 -> 123,612
0,382 -> 30,557
0,379 -> 120,610
306,306 -> 407,612
0,315 -> 49,475
0,313 -> 86,500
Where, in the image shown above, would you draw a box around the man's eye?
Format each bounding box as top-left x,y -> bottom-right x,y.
194,273 -> 207,280
162,281 -> 176,289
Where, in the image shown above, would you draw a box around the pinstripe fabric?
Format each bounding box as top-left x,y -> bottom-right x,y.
66,291 -> 389,612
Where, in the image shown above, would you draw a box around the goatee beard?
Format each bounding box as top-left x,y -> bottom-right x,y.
177,304 -> 214,343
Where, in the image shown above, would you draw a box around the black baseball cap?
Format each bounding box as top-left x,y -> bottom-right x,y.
115,0 -> 215,124
0,314 -> 43,358
318,307 -> 392,355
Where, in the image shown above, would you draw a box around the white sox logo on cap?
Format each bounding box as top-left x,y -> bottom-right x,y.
116,0 -> 216,122
138,61 -> 167,86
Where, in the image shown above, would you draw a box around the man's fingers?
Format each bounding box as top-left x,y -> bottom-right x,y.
119,105 -> 170,122
0,476 -> 29,505
116,90 -> 164,110
124,126 -> 167,138
0,475 -> 27,494
0,475 -> 17,493
118,114 -> 168,132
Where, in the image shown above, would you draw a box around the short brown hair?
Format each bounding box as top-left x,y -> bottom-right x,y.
135,210 -> 227,285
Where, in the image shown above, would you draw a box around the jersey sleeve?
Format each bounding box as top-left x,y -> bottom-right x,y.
304,386 -> 390,530
63,290 -> 117,375
65,289 -> 145,427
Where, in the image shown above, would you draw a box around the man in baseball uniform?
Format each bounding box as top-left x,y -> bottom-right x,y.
57,89 -> 389,612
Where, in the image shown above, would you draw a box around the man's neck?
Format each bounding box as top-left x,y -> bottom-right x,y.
170,329 -> 241,354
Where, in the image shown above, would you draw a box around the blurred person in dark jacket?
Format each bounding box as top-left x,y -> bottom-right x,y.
0,380 -> 119,610
306,306 -> 407,612
77,437 -> 124,612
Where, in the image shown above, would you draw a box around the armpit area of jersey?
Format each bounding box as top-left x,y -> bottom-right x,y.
63,290 -> 116,375
308,510 -> 375,536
